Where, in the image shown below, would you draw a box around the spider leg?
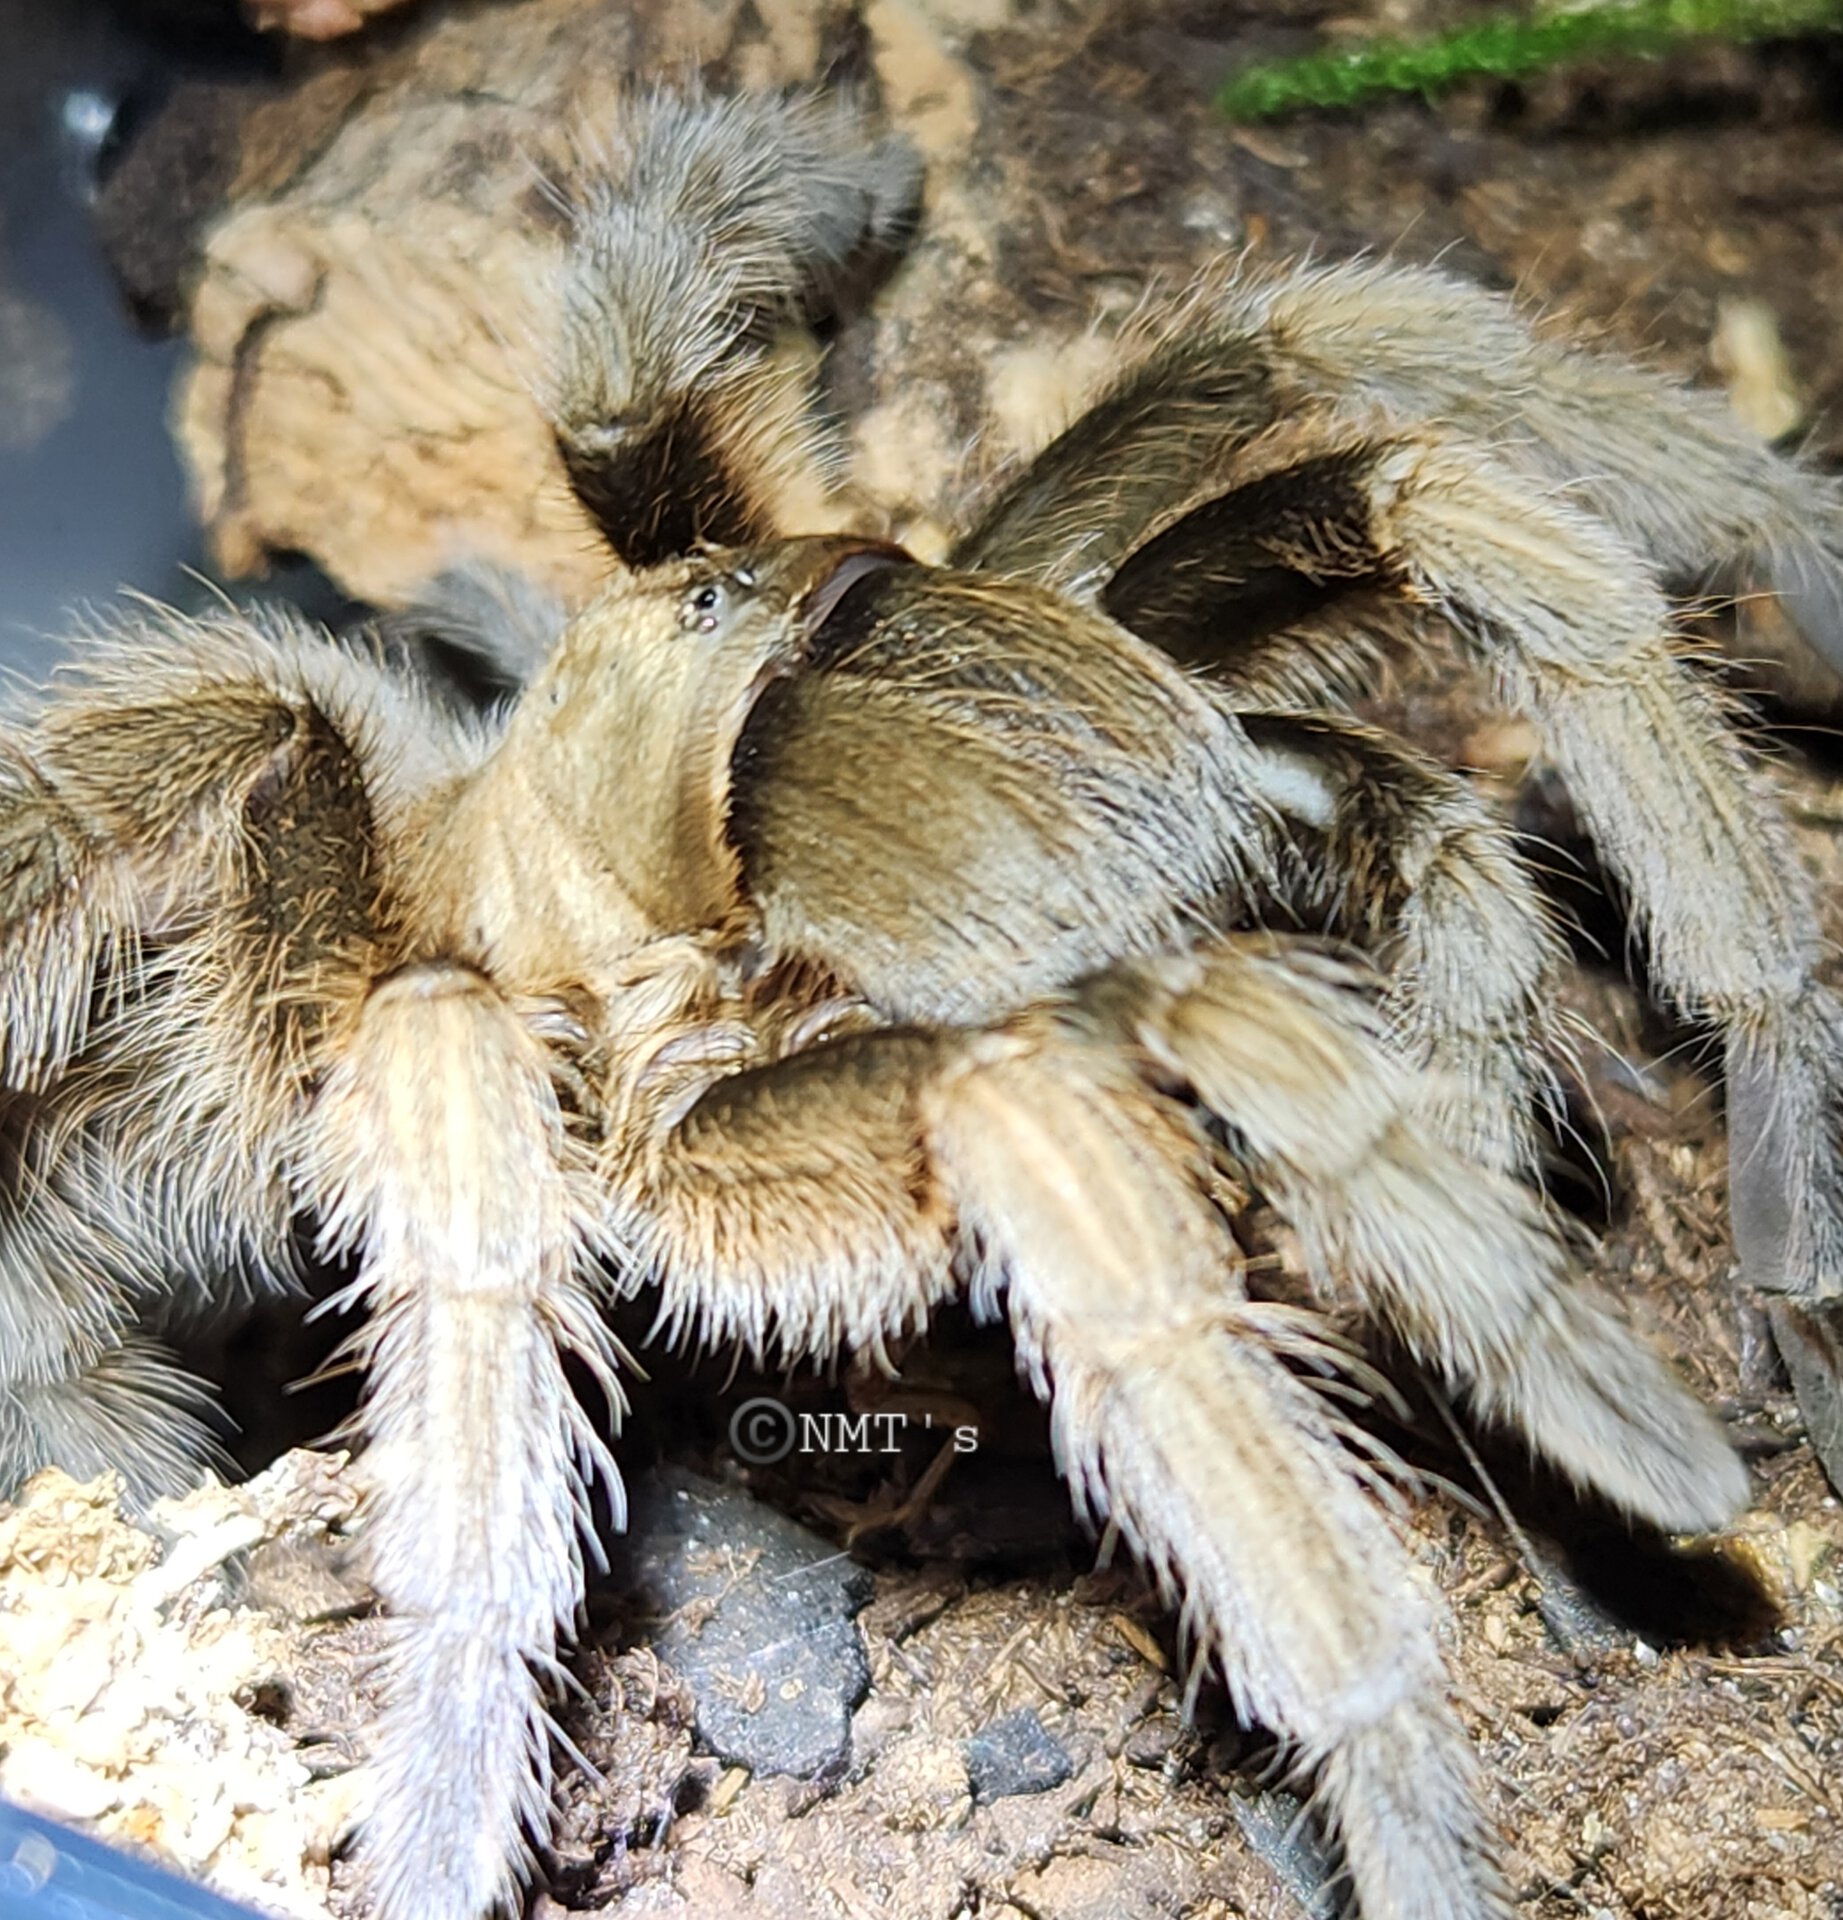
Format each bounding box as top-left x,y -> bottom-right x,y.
611,995 -> 1497,1920
0,740 -> 134,1091
1217,260 -> 1843,669
3,606 -> 423,1088
937,1029 -> 1503,1920
0,608 -> 440,1496
611,933 -> 1741,1920
1359,436 -> 1843,1306
957,257 -> 1843,669
552,88 -> 920,566
952,318 -> 1295,596
1079,938 -> 1743,1531
0,1100 -> 224,1497
308,961 -> 619,1920
1239,710 -> 1564,1174
0,741 -> 200,1486
1004,406 -> 1843,1308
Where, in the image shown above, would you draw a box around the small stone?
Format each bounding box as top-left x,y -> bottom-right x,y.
961,1707 -> 1073,1804
618,1469 -> 873,1780
1231,1786 -> 1338,1917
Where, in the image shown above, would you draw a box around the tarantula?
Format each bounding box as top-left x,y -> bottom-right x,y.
5,83 -> 1843,1920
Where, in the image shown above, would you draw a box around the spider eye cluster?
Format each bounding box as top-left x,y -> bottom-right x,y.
678,565 -> 759,635
681,581 -> 726,631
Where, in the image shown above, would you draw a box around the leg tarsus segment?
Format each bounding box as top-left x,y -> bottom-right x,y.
1727,991 -> 1843,1304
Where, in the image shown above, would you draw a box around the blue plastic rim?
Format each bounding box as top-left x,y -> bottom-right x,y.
0,1801 -> 270,1920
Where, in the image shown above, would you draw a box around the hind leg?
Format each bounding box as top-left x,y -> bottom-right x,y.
1360,434 -> 1843,1309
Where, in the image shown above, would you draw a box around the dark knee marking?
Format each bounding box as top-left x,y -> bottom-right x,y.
559,395 -> 768,568
1103,450 -> 1392,665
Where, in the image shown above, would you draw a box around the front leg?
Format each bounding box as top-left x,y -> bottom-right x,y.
309,962 -> 619,1920
608,997 -> 1505,1920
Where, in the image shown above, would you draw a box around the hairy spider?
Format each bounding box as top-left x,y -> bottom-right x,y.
4,83 -> 1842,1920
